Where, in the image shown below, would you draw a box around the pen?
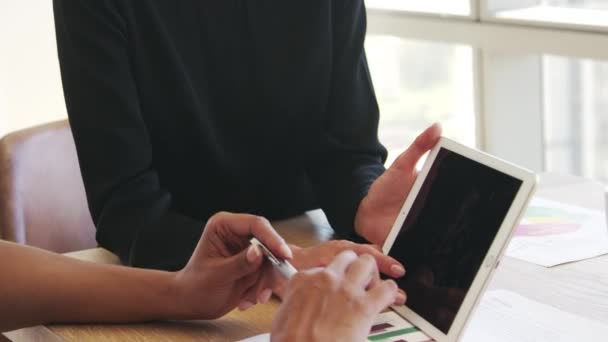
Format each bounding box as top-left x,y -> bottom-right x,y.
250,237 -> 298,279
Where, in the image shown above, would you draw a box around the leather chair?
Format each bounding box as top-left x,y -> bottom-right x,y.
0,120 -> 96,253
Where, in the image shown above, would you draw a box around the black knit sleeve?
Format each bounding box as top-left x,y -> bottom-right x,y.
53,0 -> 203,270
305,0 -> 387,240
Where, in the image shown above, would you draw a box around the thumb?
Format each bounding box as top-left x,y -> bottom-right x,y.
391,123 -> 442,172
222,244 -> 264,280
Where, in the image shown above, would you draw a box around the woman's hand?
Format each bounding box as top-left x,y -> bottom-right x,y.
355,123 -> 442,245
251,240 -> 407,304
167,212 -> 292,320
290,240 -> 405,278
271,251 -> 401,342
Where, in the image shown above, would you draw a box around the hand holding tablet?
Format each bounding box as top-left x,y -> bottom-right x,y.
259,135 -> 535,342
382,137 -> 536,342
355,123 -> 443,246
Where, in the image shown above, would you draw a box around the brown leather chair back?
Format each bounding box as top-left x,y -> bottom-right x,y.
0,120 -> 96,253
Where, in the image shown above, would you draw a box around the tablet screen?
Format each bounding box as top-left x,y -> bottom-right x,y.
388,148 -> 522,334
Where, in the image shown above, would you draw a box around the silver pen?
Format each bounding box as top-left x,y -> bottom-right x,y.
250,237 -> 298,279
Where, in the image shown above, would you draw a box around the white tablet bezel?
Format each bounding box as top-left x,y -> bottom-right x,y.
382,137 -> 536,342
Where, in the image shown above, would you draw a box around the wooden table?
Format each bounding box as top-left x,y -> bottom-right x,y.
5,174 -> 608,341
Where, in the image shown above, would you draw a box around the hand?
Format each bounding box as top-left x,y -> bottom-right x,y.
271,251 -> 400,342
355,123 -> 442,245
258,240 -> 407,304
291,240 -> 406,279
167,212 -> 292,320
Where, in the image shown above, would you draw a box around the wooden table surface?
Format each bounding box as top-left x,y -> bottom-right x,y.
5,174 -> 608,341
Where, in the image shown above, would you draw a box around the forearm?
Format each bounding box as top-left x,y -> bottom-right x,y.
0,241 -> 178,332
307,0 -> 386,238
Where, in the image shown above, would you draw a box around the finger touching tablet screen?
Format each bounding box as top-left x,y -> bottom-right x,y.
383,137 -> 536,342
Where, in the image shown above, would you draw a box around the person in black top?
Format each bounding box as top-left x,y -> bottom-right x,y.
53,0 -> 441,289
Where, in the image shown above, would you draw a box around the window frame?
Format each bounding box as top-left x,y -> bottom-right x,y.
366,0 -> 478,18
480,1 -> 608,33
366,1 -> 608,177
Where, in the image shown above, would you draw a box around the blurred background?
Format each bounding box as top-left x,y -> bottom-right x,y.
1,0 -> 607,185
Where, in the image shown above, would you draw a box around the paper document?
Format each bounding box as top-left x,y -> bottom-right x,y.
506,197 -> 608,267
462,290 -> 608,341
238,333 -> 270,342
368,311 -> 432,342
238,311 -> 433,342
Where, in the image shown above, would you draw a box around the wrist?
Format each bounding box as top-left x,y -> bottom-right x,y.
354,198 -> 385,246
164,269 -> 205,320
164,271 -> 185,319
354,198 -> 372,240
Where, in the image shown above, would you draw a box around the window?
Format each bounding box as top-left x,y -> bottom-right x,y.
367,0 -> 471,16
487,0 -> 608,29
365,1 -> 608,185
543,56 -> 608,183
366,36 -> 475,164
0,1 -> 67,136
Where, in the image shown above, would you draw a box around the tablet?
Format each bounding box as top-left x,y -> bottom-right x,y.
382,137 -> 536,342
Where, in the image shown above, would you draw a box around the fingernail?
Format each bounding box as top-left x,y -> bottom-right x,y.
258,288 -> 273,304
247,245 -> 261,263
238,301 -> 255,311
396,291 -> 407,304
391,264 -> 406,277
280,244 -> 293,259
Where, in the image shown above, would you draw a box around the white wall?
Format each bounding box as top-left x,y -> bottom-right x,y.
0,1 -> 67,137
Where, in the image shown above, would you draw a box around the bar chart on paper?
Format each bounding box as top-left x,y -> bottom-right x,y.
368,311 -> 433,342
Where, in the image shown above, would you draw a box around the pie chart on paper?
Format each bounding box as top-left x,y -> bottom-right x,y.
507,197 -> 608,267
514,205 -> 586,237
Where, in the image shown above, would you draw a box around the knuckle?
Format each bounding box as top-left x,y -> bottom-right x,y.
350,295 -> 368,314
315,269 -> 339,288
338,284 -> 358,299
336,240 -> 352,250
292,268 -> 319,284
287,274 -> 308,293
206,212 -> 226,227
339,249 -> 358,260
318,254 -> 332,267
212,211 -> 230,222
361,244 -> 379,253
253,216 -> 271,227
327,240 -> 340,249
291,270 -> 308,284
359,254 -> 379,272
359,253 -> 376,265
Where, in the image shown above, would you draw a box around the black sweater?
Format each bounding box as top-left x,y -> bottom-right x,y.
54,0 -> 387,270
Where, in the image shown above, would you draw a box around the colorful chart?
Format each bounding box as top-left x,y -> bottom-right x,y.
514,204 -> 588,237
368,312 -> 433,342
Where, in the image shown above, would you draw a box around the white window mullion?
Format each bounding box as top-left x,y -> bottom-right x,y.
481,51 -> 545,171
470,0 -> 481,20
581,60 -> 597,178
473,48 -> 486,151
